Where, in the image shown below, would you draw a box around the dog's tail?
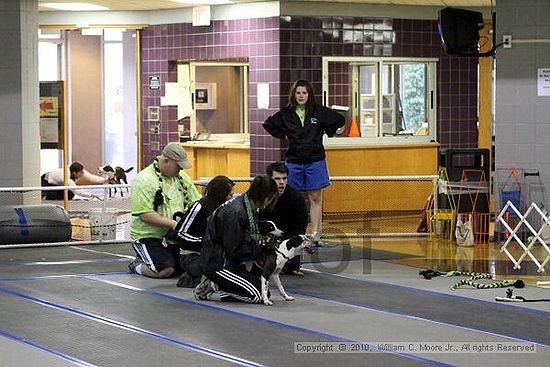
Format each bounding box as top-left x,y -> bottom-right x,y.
125,167 -> 134,173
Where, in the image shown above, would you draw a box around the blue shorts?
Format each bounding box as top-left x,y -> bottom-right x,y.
286,160 -> 330,191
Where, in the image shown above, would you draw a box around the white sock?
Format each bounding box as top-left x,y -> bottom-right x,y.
134,263 -> 143,275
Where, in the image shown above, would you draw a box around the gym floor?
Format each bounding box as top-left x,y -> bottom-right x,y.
0,239 -> 548,367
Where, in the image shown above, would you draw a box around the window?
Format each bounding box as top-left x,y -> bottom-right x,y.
38,29 -> 64,173
103,29 -> 138,171
323,57 -> 437,144
187,62 -> 249,141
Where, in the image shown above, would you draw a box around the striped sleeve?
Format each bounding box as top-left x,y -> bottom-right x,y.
176,201 -> 204,244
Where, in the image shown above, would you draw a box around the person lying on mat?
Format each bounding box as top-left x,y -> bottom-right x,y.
41,162 -> 104,200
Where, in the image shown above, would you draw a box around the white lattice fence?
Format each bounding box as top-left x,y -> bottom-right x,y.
497,201 -> 550,272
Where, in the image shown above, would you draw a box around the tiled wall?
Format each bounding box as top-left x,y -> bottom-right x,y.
278,16 -> 479,151
140,17 -> 281,171
141,15 -> 478,174
495,0 -> 550,202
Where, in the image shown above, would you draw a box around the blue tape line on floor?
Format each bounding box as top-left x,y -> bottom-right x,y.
85,276 -> 454,367
0,286 -> 265,367
0,329 -> 97,367
0,258 -> 129,267
304,269 -> 550,317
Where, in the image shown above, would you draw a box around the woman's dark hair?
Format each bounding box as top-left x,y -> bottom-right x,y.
69,162 -> 84,180
203,175 -> 234,214
247,174 -> 278,208
287,79 -> 316,113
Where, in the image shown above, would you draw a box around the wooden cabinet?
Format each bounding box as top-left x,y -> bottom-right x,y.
180,142 -> 249,180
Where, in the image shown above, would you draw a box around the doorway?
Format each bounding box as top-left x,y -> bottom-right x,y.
38,28 -> 139,179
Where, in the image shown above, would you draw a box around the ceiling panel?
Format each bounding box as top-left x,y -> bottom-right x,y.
38,0 -> 494,12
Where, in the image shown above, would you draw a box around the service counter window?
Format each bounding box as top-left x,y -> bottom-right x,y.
322,57 -> 437,145
178,62 -> 249,143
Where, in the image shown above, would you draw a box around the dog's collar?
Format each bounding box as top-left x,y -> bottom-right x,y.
275,248 -> 290,260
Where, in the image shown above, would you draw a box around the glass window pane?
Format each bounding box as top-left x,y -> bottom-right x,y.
382,65 -> 392,94
39,42 -> 59,81
322,57 -> 435,141
327,61 -> 351,106
383,95 -> 393,108
359,65 -> 375,95
195,65 -> 245,134
104,29 -> 124,41
326,61 -> 351,137
104,42 -> 124,166
399,63 -> 428,134
358,65 -> 377,137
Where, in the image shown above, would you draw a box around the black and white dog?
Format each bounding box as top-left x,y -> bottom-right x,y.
247,221 -> 314,306
98,165 -> 133,197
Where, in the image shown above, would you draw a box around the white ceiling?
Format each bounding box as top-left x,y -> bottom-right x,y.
38,0 -> 494,12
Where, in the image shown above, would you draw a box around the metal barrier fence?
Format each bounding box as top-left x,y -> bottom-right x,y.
0,175 -> 438,248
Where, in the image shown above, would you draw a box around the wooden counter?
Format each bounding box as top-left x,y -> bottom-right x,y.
180,142 -> 250,180
179,141 -> 438,213
324,143 -> 439,213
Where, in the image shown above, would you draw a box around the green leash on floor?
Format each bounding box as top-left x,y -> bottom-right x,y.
419,269 -> 525,290
419,269 -> 492,280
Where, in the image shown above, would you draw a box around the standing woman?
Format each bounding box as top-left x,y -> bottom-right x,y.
263,79 -> 345,243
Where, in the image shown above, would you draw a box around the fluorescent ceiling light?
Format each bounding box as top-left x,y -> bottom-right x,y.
39,29 -> 62,39
171,0 -> 232,5
41,2 -> 109,11
81,28 -> 103,36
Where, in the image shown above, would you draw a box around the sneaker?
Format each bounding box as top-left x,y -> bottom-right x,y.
193,275 -> 215,301
311,231 -> 322,245
128,257 -> 143,273
287,269 -> 305,277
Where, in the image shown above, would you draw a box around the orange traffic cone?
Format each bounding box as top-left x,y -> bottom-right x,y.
348,116 -> 360,137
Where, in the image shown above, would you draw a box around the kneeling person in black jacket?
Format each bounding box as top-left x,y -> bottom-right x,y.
168,175 -> 235,288
260,161 -> 308,276
194,175 -> 278,303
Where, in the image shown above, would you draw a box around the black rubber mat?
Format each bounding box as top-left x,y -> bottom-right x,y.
393,257 -> 547,276
0,260 -> 129,279
0,279 -> 438,367
0,291 -> 232,367
282,273 -> 550,346
0,243 -> 134,263
302,245 -> 420,264
0,244 -> 134,279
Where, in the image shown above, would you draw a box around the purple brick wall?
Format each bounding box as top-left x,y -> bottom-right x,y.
140,15 -> 478,174
279,16 -> 478,151
140,17 -> 281,172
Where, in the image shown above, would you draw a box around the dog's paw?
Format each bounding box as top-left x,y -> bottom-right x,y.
284,295 -> 295,301
263,299 -> 273,306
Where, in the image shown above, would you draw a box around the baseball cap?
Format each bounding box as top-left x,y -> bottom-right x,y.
162,143 -> 192,169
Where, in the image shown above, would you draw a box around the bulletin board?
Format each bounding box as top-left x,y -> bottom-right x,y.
39,81 -> 65,149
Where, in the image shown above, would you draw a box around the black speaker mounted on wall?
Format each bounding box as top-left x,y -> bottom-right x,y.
438,7 -> 498,57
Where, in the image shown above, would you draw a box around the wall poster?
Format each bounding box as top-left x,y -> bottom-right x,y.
39,81 -> 65,149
